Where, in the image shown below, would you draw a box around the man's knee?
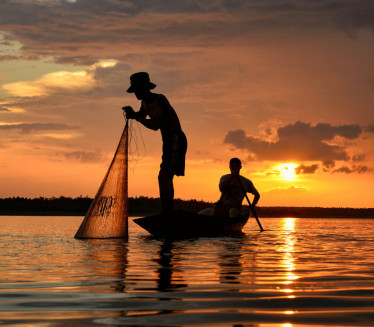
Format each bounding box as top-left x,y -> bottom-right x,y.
158,168 -> 173,192
158,168 -> 172,180
158,168 -> 165,180
158,169 -> 167,186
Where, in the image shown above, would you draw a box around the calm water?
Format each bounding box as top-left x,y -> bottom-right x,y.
0,216 -> 374,327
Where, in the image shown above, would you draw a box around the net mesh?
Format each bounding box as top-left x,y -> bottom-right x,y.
75,122 -> 128,239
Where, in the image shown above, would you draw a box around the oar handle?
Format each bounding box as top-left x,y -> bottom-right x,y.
237,176 -> 264,232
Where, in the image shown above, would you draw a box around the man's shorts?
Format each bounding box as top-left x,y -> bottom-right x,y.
161,131 -> 187,176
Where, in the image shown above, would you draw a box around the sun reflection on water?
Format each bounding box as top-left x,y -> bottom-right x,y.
280,218 -> 299,319
281,218 -> 299,306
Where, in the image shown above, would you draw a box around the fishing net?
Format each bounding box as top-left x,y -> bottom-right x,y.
75,122 -> 129,239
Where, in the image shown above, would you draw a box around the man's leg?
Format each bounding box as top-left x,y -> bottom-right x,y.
158,168 -> 174,215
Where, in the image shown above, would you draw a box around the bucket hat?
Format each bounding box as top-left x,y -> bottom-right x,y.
126,72 -> 156,93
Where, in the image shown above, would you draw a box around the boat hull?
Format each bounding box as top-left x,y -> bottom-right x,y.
133,209 -> 250,238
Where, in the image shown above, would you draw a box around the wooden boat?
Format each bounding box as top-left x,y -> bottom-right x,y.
133,209 -> 250,238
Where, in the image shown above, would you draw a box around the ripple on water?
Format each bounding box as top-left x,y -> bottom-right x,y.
0,216 -> 374,326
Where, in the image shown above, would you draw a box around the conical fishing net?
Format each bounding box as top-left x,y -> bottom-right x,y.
75,122 -> 128,239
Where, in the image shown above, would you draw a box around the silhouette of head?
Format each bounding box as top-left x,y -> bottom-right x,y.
126,72 -> 156,94
229,157 -> 242,175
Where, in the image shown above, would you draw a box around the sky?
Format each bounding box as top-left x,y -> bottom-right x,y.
0,0 -> 374,208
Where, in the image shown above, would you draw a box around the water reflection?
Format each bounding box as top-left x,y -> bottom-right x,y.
218,240 -> 243,286
280,218 -> 299,315
2,217 -> 374,326
155,240 -> 187,292
81,238 -> 128,292
151,235 -> 261,294
218,235 -> 259,290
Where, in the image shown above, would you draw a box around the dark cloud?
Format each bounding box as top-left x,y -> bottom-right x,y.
322,160 -> 336,170
53,55 -> 99,66
0,55 -> 20,62
295,164 -> 319,175
366,125 -> 374,133
0,106 -> 10,112
278,122 -> 361,140
90,62 -> 132,96
331,1 -> 374,36
332,165 -> 370,174
0,122 -> 78,133
321,160 -> 371,174
224,121 -> 362,163
352,154 -> 366,162
1,0 -> 374,65
63,150 -> 106,163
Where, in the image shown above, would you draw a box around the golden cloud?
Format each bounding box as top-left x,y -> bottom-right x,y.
36,133 -> 80,140
2,70 -> 95,97
92,59 -> 118,68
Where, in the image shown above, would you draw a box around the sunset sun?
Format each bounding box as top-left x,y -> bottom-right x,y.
278,163 -> 297,181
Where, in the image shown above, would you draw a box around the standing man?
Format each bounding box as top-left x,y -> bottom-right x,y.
123,72 -> 187,215
199,157 -> 260,217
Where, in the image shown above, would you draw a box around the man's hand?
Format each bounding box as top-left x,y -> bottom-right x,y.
122,106 -> 136,119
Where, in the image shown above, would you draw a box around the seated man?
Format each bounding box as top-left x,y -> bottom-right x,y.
200,157 -> 260,217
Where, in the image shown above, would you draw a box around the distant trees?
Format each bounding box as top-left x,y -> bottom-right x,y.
0,196 -> 92,215
0,196 -> 210,216
0,196 -> 373,218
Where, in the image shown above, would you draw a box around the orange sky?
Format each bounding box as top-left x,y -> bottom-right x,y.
0,0 -> 373,207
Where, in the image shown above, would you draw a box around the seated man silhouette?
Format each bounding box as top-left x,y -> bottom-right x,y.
200,158 -> 260,217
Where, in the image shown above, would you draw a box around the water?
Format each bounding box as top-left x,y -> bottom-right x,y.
0,216 -> 374,326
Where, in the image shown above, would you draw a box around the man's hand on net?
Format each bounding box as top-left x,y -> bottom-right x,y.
122,106 -> 136,119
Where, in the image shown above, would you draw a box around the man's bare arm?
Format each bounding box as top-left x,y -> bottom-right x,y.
123,105 -> 161,131
252,191 -> 260,207
135,114 -> 160,131
136,99 -> 163,131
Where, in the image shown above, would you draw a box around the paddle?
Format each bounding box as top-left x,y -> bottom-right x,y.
237,176 -> 264,232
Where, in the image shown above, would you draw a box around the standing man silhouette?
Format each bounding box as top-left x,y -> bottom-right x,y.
123,72 -> 187,215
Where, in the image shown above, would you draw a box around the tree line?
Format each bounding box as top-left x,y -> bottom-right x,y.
0,196 -> 209,216
0,196 -> 373,218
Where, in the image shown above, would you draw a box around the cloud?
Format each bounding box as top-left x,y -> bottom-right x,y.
0,122 -> 78,134
0,106 -> 10,112
295,164 -> 319,175
224,121 -> 362,163
264,185 -> 308,194
63,150 -> 106,163
366,125 -> 374,133
332,165 -> 371,174
352,154 -> 366,162
2,70 -> 95,97
1,0 -> 374,66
